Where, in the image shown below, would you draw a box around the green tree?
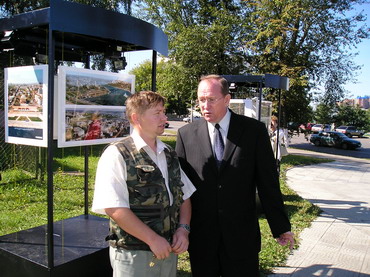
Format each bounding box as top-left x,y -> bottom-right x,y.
130,60 -> 153,92
132,0 -> 369,123
314,103 -> 335,124
366,109 -> 370,132
135,0 -> 248,78
334,105 -> 368,128
243,0 -> 369,123
0,0 -> 135,16
131,59 -> 195,115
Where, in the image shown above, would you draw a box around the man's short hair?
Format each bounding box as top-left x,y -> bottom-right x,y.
199,74 -> 230,96
125,91 -> 165,123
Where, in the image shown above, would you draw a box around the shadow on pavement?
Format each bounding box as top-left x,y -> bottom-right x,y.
305,198 -> 370,225
272,264 -> 370,276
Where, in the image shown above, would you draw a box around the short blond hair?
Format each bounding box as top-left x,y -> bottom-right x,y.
125,91 -> 165,124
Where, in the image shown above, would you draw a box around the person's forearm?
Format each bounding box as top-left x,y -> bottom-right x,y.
171,199 -> 191,254
179,198 -> 191,225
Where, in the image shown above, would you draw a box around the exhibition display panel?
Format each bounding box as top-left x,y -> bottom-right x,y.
0,1 -> 168,276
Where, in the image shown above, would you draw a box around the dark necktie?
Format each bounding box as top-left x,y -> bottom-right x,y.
214,123 -> 224,167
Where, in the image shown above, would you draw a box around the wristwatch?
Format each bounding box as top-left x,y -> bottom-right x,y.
178,223 -> 191,232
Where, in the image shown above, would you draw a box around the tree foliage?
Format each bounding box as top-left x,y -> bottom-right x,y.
130,59 -> 193,115
132,0 -> 369,120
366,109 -> 370,131
334,104 -> 368,129
1,0 -> 369,121
127,0 -> 251,112
314,103 -> 335,124
243,0 -> 369,123
0,0 -> 134,16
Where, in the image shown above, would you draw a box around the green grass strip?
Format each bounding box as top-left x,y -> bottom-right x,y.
0,137 -> 332,276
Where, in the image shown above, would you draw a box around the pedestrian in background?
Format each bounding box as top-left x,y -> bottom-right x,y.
270,115 -> 289,171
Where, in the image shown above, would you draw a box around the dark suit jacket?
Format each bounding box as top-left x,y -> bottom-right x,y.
176,111 -> 291,260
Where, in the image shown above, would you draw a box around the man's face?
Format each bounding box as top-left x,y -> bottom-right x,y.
135,103 -> 167,139
197,79 -> 230,123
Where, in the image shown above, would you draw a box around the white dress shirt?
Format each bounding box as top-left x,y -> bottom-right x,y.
92,129 -> 196,215
207,109 -> 231,155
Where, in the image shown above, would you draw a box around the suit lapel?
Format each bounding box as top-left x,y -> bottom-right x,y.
197,119 -> 214,159
195,119 -> 221,172
219,113 -> 243,172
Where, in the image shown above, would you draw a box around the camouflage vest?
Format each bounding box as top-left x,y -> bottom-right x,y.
106,136 -> 184,250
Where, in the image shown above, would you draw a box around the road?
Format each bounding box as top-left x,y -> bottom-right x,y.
166,120 -> 187,131
168,121 -> 370,159
288,133 -> 370,159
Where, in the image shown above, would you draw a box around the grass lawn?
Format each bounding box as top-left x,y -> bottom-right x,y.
0,137 -> 332,275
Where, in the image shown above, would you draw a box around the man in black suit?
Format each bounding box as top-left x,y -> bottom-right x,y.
176,75 -> 294,276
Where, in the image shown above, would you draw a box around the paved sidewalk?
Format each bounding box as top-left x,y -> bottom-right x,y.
269,148 -> 370,277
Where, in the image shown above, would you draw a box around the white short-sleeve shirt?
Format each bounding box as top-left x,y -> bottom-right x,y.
92,130 -> 196,215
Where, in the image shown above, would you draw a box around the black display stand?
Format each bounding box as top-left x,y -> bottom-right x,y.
0,1 -> 168,276
0,215 -> 110,277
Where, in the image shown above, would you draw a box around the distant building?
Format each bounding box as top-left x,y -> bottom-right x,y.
338,95 -> 370,109
357,96 -> 370,109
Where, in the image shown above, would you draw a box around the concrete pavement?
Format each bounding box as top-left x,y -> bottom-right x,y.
269,148 -> 370,277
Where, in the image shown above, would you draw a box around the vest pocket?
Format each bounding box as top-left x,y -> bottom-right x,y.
132,185 -> 164,205
130,204 -> 164,220
133,185 -> 163,197
131,204 -> 165,235
136,166 -> 161,184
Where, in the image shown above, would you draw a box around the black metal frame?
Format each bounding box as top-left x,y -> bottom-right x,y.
0,0 -> 168,273
222,74 -> 289,120
222,74 -> 290,166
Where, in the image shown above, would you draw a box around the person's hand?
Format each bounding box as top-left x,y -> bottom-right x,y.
148,235 -> 172,260
276,231 -> 294,250
171,227 -> 189,254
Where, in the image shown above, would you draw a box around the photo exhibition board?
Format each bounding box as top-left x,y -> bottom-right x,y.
4,65 -> 48,147
57,66 -> 135,147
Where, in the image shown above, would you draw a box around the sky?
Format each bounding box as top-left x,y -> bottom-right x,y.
343,3 -> 370,99
122,3 -> 370,99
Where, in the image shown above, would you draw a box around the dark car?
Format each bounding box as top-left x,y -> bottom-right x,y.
164,121 -> 170,128
335,126 -> 364,138
310,131 -> 361,150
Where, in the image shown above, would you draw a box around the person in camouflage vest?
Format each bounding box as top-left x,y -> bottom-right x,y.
92,91 -> 196,277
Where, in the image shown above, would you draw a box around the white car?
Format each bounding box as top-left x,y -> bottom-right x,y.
183,116 -> 201,123
311,124 -> 330,133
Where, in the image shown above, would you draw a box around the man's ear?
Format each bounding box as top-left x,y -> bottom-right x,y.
131,113 -> 139,125
224,93 -> 231,105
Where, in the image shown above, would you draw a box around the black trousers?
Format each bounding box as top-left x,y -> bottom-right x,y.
189,239 -> 259,277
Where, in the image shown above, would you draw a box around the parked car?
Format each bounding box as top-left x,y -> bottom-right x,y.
183,116 -> 201,123
310,131 -> 361,150
164,121 -> 169,128
305,123 -> 315,132
299,123 -> 315,133
335,126 -> 364,138
311,124 -> 331,133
